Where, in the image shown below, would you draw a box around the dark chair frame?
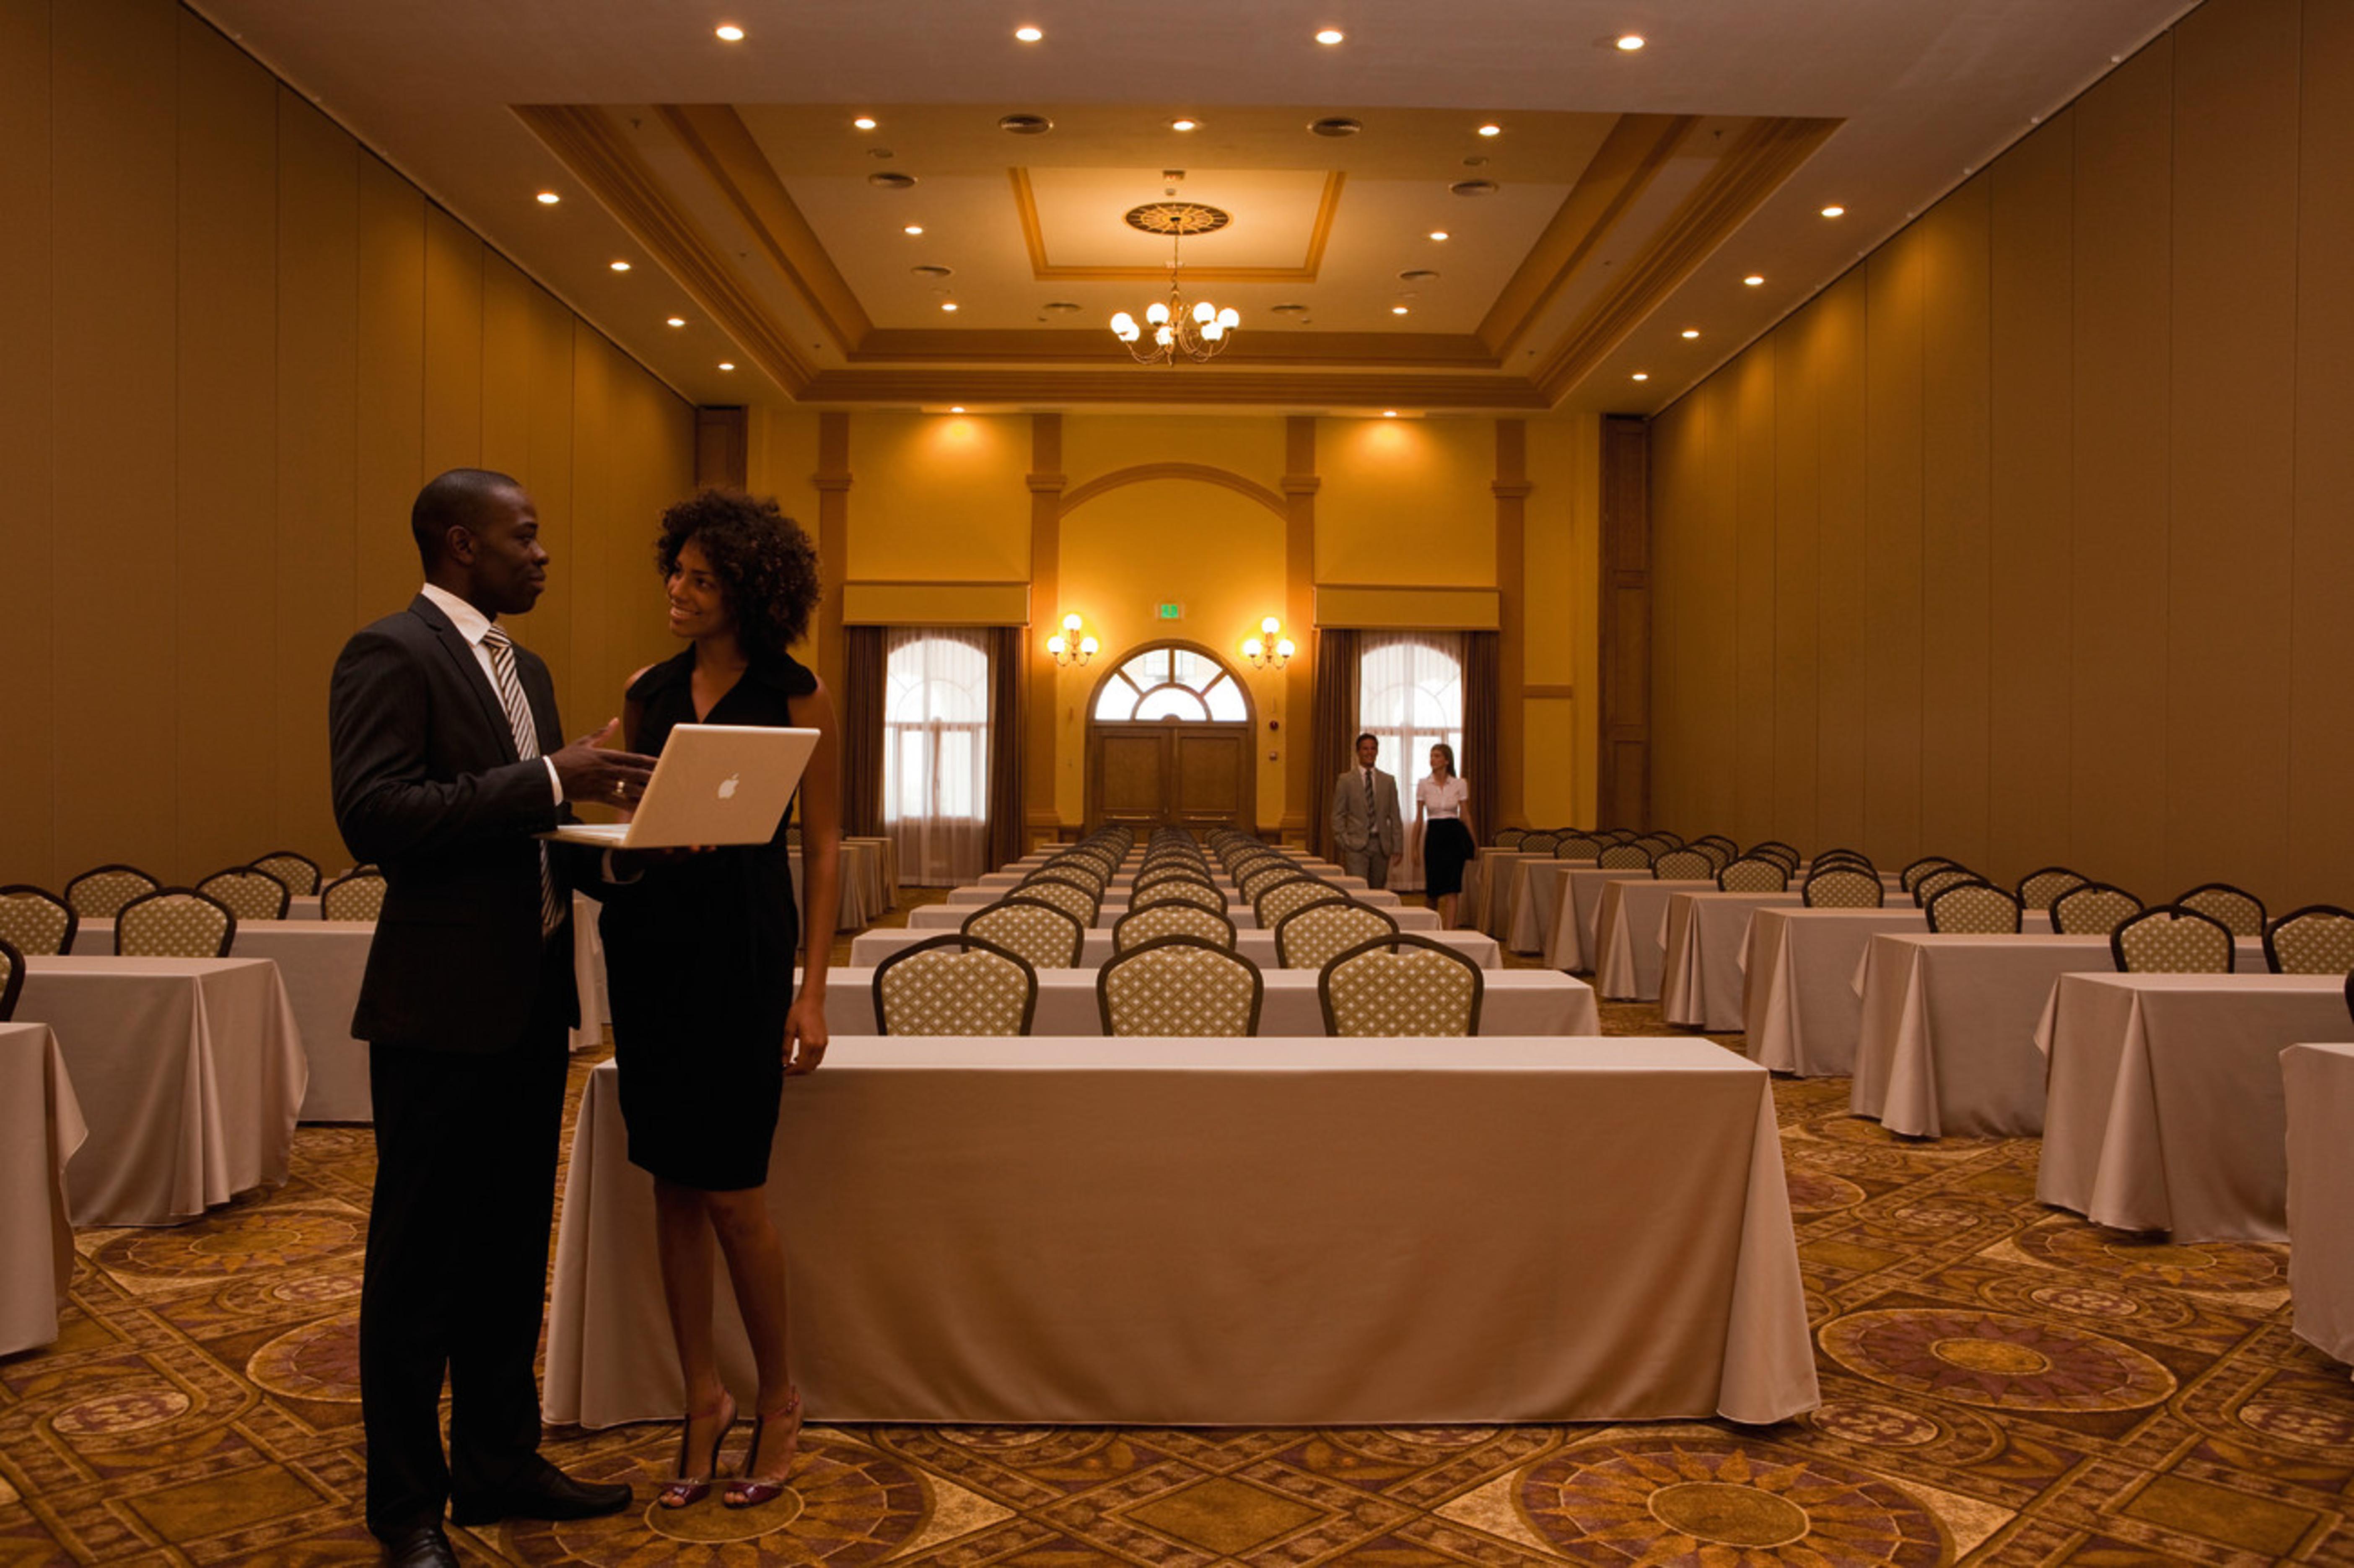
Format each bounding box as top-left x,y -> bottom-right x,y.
2047,881 -> 2144,935
113,886 -> 238,958
0,884 -> 79,956
197,866 -> 292,922
1912,866 -> 1982,908
1317,932 -> 1487,1037
2175,881 -> 2268,938
1272,895 -> 1400,969
1801,867 -> 1885,908
2262,904 -> 2354,975
320,870 -> 389,922
1651,849 -> 1717,881
63,863 -> 162,919
871,934 -> 1040,1036
1717,857 -> 1790,893
1096,934 -> 1265,1037
2013,865 -> 2089,910
1111,901 -> 1239,952
1900,855 -> 1956,893
1926,880 -> 2021,934
249,849 -> 323,896
0,934 -> 23,1022
2111,905 -> 2236,974
960,895 -> 1087,969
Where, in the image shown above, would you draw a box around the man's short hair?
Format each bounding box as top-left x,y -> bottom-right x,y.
1355,732 -> 1378,750
412,468 -> 524,568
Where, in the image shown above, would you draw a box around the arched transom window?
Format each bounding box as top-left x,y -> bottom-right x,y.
1092,645 -> 1249,722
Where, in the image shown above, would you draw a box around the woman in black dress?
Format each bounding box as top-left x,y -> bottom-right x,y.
1415,742 -> 1475,928
598,490 -> 840,1511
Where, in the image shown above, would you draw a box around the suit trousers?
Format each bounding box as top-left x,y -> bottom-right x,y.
1340,847 -> 1392,891
360,931 -> 573,1538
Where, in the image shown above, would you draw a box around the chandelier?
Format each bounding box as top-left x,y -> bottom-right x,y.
1110,183 -> 1239,365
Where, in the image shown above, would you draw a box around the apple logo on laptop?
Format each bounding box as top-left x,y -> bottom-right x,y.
717,773 -> 741,800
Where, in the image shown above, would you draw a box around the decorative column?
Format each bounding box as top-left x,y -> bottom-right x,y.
1597,414 -> 1651,829
813,412 -> 850,705
1494,420 -> 1530,829
1026,415 -> 1066,847
1281,416 -> 1318,843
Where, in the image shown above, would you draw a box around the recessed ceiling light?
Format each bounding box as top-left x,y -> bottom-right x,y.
950,406 -> 966,414
718,361 -> 736,371
853,116 -> 878,131
1616,33 -> 1645,50
715,23 -> 744,42
1428,230 -> 1449,241
904,225 -> 924,235
609,260 -> 631,272
1743,274 -> 1764,286
535,190 -> 560,205
1391,305 -> 1410,315
1631,372 -> 1649,381
1014,24 -> 1043,41
1382,410 -> 1398,418
1477,123 -> 1502,137
1170,118 -> 1200,132
1315,27 -> 1345,44
1820,204 -> 1846,218
1680,328 -> 1699,338
666,316 -> 686,327
941,301 -> 959,312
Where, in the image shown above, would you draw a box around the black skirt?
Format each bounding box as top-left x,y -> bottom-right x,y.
1423,817 -> 1475,897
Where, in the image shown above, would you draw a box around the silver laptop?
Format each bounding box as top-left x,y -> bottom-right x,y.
542,724 -> 818,849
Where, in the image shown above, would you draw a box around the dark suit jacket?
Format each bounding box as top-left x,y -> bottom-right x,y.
329,594 -> 588,1053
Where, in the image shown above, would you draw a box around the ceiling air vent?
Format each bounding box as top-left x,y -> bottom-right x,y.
1399,269 -> 1440,283
1309,117 -> 1362,137
1449,179 -> 1498,197
998,114 -> 1054,135
911,265 -> 953,278
868,171 -> 917,189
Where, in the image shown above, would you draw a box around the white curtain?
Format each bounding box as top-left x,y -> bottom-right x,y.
1358,632 -> 1466,894
884,628 -> 991,885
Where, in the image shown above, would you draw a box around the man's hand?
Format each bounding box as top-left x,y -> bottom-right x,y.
549,718 -> 658,806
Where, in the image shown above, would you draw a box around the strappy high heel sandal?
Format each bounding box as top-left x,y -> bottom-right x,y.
657,1391 -> 737,1508
722,1389 -> 802,1508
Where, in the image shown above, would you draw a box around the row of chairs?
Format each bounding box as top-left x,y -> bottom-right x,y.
0,865 -> 386,959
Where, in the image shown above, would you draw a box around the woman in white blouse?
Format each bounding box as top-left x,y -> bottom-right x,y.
1415,743 -> 1474,927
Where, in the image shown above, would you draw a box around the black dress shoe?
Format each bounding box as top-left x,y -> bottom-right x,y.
449,1458 -> 632,1525
380,1524 -> 461,1568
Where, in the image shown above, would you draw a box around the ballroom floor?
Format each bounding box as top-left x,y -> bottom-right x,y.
1,893 -> 2349,1565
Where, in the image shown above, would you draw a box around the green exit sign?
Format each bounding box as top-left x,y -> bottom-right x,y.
1156,602 -> 1183,620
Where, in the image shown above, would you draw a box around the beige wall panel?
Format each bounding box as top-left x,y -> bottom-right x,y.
1810,272 -> 1872,851
2068,41 -> 2174,900
2287,0 -> 2354,906
272,91 -> 360,873
420,205 -> 484,477
1688,373 -> 1742,835
848,413 -> 1028,584
1862,229 -> 1928,866
566,325 -> 618,732
1916,179 -> 1994,872
1520,697 -> 1579,827
1065,415 -> 1286,494
1315,417 -> 1496,587
50,0 -> 180,880
519,279 -> 577,708
1771,308 -> 1821,852
1525,415 -> 1600,822
2166,0 -> 2300,900
174,15 -> 279,878
1986,127 -> 2078,884
607,355 -> 695,698
0,0 -> 55,883
354,155 -> 426,620
1732,344 -> 1778,845
479,251 -> 534,477
1646,402 -> 1693,830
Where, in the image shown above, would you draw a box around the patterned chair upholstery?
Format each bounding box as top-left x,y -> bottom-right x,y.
1493,828 -> 1527,850
2112,907 -> 2235,974
2015,867 -> 2088,911
1517,832 -> 1560,856
1256,876 -> 1340,930
1652,848 -> 1715,881
321,871 -> 389,922
1810,849 -> 1874,875
1238,862 -> 1297,903
1926,881 -> 2022,934
1134,863 -> 1214,894
1718,858 -> 1789,893
1225,851 -> 1281,883
65,864 -> 161,920
0,935 -> 22,1022
1696,835 -> 1739,857
1038,858 -> 1108,893
250,850 -> 322,897
1113,902 -> 1237,952
1802,868 -> 1884,908
1273,898 -> 1400,970
1749,842 -> 1801,872
1597,829 -> 1638,844
0,886 -> 77,956
1319,934 -> 1485,1037
2177,882 -> 2266,938
2263,905 -> 2354,975
1016,876 -> 1099,928
1900,856 -> 1955,894
1692,842 -> 1733,871
1553,835 -> 1604,863
1913,866 -> 1981,907
2048,882 -> 2143,936
962,897 -> 1086,970
1634,833 -> 1683,856
1132,879 -> 1228,915
197,868 -> 291,923
873,936 -> 1039,1035
114,889 -> 236,958
1097,936 -> 1264,1037
1598,844 -> 1652,870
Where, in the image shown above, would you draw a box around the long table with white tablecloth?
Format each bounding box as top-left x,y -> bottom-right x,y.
2286,1041 -> 2354,1377
851,924 -> 1502,971
1659,890 -> 1803,1031
544,1037 -> 1816,1426
0,1023 -> 86,1354
1741,907 -> 1929,1077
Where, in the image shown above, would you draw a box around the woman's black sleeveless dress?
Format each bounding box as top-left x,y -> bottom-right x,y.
600,647 -> 813,1191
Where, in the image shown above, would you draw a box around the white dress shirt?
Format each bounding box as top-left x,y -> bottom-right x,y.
420,582 -> 563,806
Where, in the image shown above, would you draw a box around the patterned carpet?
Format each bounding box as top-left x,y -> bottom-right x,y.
3,899 -> 2352,1565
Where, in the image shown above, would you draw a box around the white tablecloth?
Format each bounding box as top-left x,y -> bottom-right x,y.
2034,974 -> 2353,1241
1741,908 -> 1927,1077
544,1037 -> 1816,1426
789,843 -> 879,930
1592,879 -> 1719,1001
1473,850 -> 1543,939
0,1023 -> 86,1354
1509,861 -> 1579,954
851,925 -> 1503,971
840,836 -> 896,915
18,957 -> 306,1226
1549,869 -> 1655,972
2286,1041 -> 2354,1374
1660,891 -> 1804,1030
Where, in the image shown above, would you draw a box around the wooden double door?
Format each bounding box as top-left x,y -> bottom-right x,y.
1086,723 -> 1252,832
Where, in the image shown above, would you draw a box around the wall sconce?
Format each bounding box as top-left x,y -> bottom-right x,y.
1242,616 -> 1296,671
1046,612 -> 1099,666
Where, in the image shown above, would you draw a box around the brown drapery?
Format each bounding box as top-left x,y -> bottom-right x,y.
1462,631 -> 1501,843
987,626 -> 1025,870
840,625 -> 886,837
1310,628 -> 1358,860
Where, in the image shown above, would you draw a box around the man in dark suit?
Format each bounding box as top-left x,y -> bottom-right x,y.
1330,731 -> 1406,890
330,469 -> 656,1568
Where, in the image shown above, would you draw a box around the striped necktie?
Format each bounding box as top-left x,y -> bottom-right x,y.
481,623 -> 563,938
1364,768 -> 1376,821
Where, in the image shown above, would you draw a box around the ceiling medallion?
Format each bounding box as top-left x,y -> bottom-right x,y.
1110,179 -> 1238,365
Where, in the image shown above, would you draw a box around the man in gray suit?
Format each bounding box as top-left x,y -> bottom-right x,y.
1331,732 -> 1405,890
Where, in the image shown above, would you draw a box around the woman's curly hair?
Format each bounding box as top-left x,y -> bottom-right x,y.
654,489 -> 822,659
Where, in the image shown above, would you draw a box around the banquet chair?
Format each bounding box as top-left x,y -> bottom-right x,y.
0,885 -> 77,956
1810,849 -> 1874,873
1113,902 -> 1237,953
0,935 -> 21,1022
1134,863 -> 1216,894
1695,833 -> 1740,857
1634,833 -> 1683,856
962,897 -> 1086,971
1598,844 -> 1653,870
1238,861 -> 1298,903
2112,906 -> 2235,974
114,888 -> 236,958
2014,866 -> 2088,911
1802,867 -> 1884,908
1517,832 -> 1560,856
1692,841 -> 1733,871
873,935 -> 1038,1036
1913,866 -> 1982,907
786,824 -> 803,848
1015,876 -> 1098,928
1097,936 -> 1263,1037
1131,878 -> 1228,915
1718,858 -> 1789,893
249,850 -> 322,897
1318,934 -> 1486,1038
1036,858 -> 1108,893
2176,882 -> 2266,937
2263,905 -> 2354,975
1554,834 -> 1605,863
1749,840 -> 1799,866
1900,856 -> 1956,894
320,870 -> 389,922
1652,848 -> 1715,880
1493,828 -> 1527,850
1273,897 -> 1399,970
197,868 -> 291,923
1926,881 -> 2021,934
1597,829 -> 1639,844
64,863 -> 160,920
1256,876 -> 1341,930
2048,882 -> 2143,936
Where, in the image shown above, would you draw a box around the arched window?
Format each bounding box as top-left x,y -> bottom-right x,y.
1092,644 -> 1249,722
884,629 -> 990,884
1358,632 -> 1464,781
